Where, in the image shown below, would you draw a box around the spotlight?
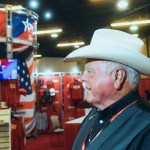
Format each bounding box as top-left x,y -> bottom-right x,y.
44,11 -> 52,19
51,33 -> 58,38
74,45 -> 80,48
33,54 -> 42,58
117,0 -> 128,9
29,0 -> 39,9
130,25 -> 138,31
57,42 -> 85,47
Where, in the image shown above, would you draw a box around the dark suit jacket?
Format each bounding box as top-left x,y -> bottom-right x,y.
72,101 -> 150,150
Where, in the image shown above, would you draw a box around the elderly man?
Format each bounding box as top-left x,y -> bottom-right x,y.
64,29 -> 150,150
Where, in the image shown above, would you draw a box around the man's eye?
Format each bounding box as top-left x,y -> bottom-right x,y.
87,70 -> 92,73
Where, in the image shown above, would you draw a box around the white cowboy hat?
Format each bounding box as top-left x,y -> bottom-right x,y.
64,29 -> 150,76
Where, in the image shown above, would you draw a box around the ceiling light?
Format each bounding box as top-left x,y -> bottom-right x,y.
132,34 -> 138,37
33,29 -> 62,35
57,42 -> 85,47
130,25 -> 138,31
74,45 -> 80,48
44,11 -> 52,19
33,54 -> 42,58
51,33 -> 58,38
111,20 -> 150,27
29,0 -> 39,9
117,0 -> 128,9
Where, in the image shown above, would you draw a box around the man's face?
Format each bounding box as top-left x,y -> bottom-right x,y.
82,60 -> 116,109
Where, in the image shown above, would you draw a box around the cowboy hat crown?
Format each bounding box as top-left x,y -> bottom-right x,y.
64,29 -> 150,76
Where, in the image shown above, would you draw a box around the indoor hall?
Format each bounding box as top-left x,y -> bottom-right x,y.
0,0 -> 150,150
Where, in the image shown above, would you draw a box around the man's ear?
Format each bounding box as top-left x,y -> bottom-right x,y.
113,69 -> 126,90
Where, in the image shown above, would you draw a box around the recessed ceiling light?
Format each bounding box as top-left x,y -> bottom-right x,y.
51,34 -> 58,38
33,29 -> 62,35
33,54 -> 42,58
130,25 -> 138,31
111,20 -> 150,27
74,45 -> 80,48
57,42 -> 85,47
29,0 -> 39,9
117,0 -> 128,9
44,11 -> 52,19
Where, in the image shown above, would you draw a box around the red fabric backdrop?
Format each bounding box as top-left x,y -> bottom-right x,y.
139,78 -> 150,100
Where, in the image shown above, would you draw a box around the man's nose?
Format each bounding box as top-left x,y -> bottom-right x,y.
81,71 -> 86,82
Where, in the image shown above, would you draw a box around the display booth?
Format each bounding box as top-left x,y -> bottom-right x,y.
35,74 -> 62,131
0,4 -> 38,149
34,73 -> 87,131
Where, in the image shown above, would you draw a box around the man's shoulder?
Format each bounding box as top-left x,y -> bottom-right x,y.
127,122 -> 150,150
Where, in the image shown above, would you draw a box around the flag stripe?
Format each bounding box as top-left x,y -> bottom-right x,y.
24,117 -> 35,126
20,92 -> 35,102
26,55 -> 34,68
18,101 -> 35,109
30,71 -> 34,83
31,82 -> 34,92
16,108 -> 35,118
28,61 -> 34,75
25,119 -> 36,135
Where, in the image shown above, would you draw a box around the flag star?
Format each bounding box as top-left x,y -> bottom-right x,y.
22,18 -> 34,33
23,62 -> 25,66
22,70 -> 25,74
21,78 -> 24,82
18,59 -> 32,95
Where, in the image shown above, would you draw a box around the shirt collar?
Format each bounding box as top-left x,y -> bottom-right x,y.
97,90 -> 140,120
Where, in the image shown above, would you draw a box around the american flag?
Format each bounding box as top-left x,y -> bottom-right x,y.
17,58 -> 32,95
0,8 -> 37,135
16,52 -> 36,136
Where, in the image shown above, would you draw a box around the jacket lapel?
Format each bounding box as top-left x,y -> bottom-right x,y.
86,104 -> 138,150
72,108 -> 99,150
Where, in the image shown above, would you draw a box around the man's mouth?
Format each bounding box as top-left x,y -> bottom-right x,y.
83,82 -> 91,91
86,87 -> 91,90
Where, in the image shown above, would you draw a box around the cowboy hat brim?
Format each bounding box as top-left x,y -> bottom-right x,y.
64,44 -> 150,76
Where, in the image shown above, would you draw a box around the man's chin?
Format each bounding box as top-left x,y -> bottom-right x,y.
84,96 -> 95,104
86,99 -> 92,104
